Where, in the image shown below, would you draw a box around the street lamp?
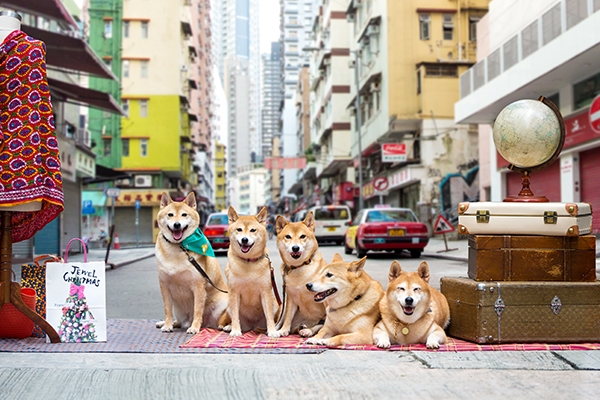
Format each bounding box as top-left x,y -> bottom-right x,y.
304,46 -> 364,211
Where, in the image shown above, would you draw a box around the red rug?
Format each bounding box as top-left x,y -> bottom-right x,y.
180,328 -> 600,352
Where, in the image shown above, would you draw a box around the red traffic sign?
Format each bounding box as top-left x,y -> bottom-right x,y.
373,177 -> 389,191
590,95 -> 600,133
433,214 -> 455,234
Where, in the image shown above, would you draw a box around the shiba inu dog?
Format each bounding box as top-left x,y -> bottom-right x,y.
275,212 -> 326,337
305,254 -> 383,346
155,192 -> 228,334
222,206 -> 280,337
373,260 -> 450,349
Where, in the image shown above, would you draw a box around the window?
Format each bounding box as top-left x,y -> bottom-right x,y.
566,0 -> 587,30
521,20 -> 538,60
419,14 -> 430,40
574,71 -> 600,110
123,21 -> 129,38
140,139 -> 148,157
139,99 -> 148,117
469,16 -> 480,41
104,58 -> 112,70
140,60 -> 148,78
416,70 -> 421,94
141,21 -> 149,38
122,60 -> 129,78
487,49 -> 501,81
104,20 -> 112,38
503,35 -> 518,71
425,64 -> 458,77
103,139 -> 111,156
122,99 -> 129,115
542,3 -> 561,45
122,138 -> 130,156
443,14 -> 454,40
547,93 -> 560,109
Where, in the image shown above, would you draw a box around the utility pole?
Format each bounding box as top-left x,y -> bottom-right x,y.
352,50 -> 364,211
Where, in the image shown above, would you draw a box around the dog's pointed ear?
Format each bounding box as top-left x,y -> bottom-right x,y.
228,206 -> 239,223
160,192 -> 172,209
332,253 -> 344,263
303,211 -> 315,231
388,260 -> 403,282
418,261 -> 431,283
275,215 -> 287,234
256,207 -> 268,224
184,192 -> 196,210
349,256 -> 367,275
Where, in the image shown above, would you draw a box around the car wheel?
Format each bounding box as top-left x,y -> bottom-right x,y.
356,241 -> 367,258
410,249 -> 422,259
344,239 -> 353,255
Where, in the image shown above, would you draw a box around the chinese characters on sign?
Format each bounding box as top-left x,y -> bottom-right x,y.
264,157 -> 307,169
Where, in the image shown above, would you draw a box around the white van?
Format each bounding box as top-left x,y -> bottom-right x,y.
307,205 -> 352,245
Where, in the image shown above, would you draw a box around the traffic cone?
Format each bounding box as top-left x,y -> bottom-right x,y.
113,233 -> 121,250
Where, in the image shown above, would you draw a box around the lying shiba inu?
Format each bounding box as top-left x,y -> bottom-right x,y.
155,192 -> 228,334
373,260 -> 450,349
222,206 -> 280,337
305,254 -> 383,346
275,212 -> 326,337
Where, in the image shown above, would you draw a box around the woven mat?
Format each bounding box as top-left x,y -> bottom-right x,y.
0,319 -> 323,354
181,328 -> 600,352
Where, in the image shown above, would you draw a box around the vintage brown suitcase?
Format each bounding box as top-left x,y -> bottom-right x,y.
468,234 -> 596,282
440,277 -> 600,344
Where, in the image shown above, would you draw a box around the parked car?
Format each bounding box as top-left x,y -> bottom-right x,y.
203,212 -> 230,251
344,207 -> 429,258
306,205 -> 352,245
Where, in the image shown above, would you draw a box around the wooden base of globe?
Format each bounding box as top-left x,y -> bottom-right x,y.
503,170 -> 549,202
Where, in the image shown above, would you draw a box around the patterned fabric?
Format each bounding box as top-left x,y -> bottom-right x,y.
0,30 -> 64,242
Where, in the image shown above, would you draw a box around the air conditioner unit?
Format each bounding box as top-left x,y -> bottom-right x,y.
116,178 -> 132,187
370,82 -> 380,92
348,59 -> 355,68
134,175 -> 152,188
346,13 -> 355,23
367,25 -> 380,35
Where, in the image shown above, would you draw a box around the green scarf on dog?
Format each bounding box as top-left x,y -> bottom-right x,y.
181,228 -> 215,258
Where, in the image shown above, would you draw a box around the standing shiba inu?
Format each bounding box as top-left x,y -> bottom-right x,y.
373,260 -> 450,349
305,254 -> 383,346
275,212 -> 326,337
222,206 -> 280,337
155,192 -> 229,334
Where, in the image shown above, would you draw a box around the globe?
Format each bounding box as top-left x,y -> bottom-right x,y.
492,99 -> 562,169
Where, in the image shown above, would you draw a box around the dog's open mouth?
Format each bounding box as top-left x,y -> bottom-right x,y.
290,251 -> 302,259
239,242 -> 254,253
314,288 -> 336,302
402,306 -> 415,315
169,227 -> 187,241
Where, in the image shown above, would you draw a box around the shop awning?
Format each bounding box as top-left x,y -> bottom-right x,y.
0,0 -> 78,29
83,165 -> 132,185
22,25 -> 118,81
48,78 -> 126,116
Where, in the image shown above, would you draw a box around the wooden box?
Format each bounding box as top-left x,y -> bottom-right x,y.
440,277 -> 600,344
468,234 -> 596,282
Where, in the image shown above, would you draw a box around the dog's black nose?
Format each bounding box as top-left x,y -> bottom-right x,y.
173,222 -> 181,230
292,246 -> 300,252
241,237 -> 248,244
405,297 -> 413,305
306,283 -> 313,290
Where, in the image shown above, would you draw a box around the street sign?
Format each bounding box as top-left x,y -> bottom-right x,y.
590,95 -> 600,133
135,199 -> 141,209
105,188 -> 121,197
373,177 -> 389,191
381,143 -> 407,163
433,214 -> 455,234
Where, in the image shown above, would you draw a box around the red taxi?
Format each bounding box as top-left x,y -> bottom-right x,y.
344,207 -> 429,258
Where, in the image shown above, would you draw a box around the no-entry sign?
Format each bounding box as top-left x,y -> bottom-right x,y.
590,95 -> 600,133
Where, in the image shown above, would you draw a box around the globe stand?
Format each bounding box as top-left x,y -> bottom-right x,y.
503,171 -> 549,202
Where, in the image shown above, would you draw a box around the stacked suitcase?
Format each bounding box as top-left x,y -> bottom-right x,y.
440,201 -> 599,344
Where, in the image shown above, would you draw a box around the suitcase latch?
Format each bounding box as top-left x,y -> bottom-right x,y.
476,210 -> 490,223
550,295 -> 562,315
544,211 -> 558,224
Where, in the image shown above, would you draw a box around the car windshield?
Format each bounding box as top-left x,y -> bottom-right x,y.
314,207 -> 349,220
207,215 -> 228,225
366,210 -> 417,223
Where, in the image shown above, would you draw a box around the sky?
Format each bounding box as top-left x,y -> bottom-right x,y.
259,0 -> 281,54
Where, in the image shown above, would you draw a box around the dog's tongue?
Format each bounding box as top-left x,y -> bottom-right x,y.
241,245 -> 251,253
291,252 -> 302,259
172,230 -> 183,241
403,306 -> 415,315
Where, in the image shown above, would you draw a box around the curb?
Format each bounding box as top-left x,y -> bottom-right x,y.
105,253 -> 156,270
422,253 -> 468,263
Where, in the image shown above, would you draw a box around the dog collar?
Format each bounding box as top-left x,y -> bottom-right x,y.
329,294 -> 363,313
392,308 -> 433,336
283,250 -> 316,273
238,254 -> 268,263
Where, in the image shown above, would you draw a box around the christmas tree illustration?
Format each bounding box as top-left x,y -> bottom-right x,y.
57,276 -> 97,342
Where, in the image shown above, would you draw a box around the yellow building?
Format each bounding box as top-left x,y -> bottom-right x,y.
346,0 -> 488,225
214,141 -> 227,212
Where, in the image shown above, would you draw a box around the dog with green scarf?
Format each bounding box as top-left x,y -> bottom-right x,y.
155,192 -> 229,334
